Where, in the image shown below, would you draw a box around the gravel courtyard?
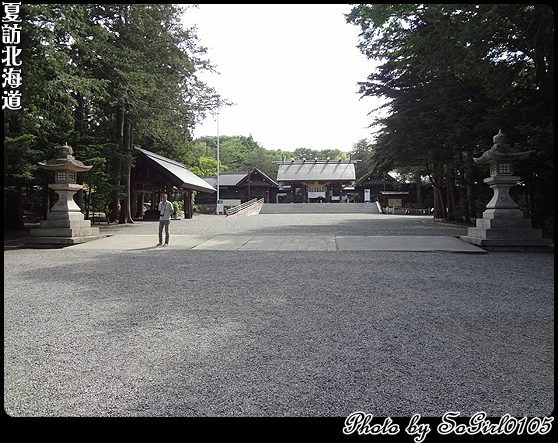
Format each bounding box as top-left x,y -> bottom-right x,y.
4,213 -> 554,419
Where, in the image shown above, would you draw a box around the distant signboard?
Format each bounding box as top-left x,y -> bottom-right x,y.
364,189 -> 370,202
388,198 -> 402,207
308,191 -> 326,199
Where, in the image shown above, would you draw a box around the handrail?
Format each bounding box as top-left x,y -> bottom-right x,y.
225,198 -> 264,218
383,206 -> 430,215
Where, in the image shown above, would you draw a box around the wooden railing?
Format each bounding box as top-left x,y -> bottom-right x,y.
383,206 -> 431,215
225,198 -> 264,218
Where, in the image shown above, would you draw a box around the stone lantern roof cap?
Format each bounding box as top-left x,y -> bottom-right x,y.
473,130 -> 531,164
38,143 -> 92,172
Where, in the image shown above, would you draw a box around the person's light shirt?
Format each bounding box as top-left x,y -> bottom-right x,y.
158,200 -> 173,221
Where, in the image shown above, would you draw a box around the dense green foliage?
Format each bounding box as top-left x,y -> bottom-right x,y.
189,135 -> 350,180
4,4 -> 219,228
346,4 -> 553,236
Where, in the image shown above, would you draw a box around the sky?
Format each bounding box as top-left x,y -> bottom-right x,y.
181,4 -> 384,153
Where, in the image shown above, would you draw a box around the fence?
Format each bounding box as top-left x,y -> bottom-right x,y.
383,206 -> 431,215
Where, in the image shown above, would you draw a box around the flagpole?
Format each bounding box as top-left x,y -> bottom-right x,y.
216,108 -> 220,214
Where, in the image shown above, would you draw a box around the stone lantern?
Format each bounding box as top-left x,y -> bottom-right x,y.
25,143 -> 105,248
472,130 -> 530,215
460,130 -> 552,251
39,142 -> 92,213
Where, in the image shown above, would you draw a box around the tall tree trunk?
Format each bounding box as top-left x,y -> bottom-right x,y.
110,105 -> 124,223
446,162 -> 457,221
119,113 -> 134,224
432,163 -> 446,219
433,185 -> 445,219
414,172 -> 422,208
465,182 -> 473,224
458,149 -> 471,224
74,93 -> 85,133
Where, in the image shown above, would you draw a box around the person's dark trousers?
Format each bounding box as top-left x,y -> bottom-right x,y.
159,220 -> 170,244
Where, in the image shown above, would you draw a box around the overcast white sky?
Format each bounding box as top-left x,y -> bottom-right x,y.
181,4 -> 384,153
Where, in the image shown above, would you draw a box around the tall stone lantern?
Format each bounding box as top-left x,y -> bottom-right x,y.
460,130 -> 552,251
25,143 -> 105,248
40,142 -> 92,213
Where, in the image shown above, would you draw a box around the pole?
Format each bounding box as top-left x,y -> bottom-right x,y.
383,172 -> 386,209
216,109 -> 220,214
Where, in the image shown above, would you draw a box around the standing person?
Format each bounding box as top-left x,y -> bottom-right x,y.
157,193 -> 174,246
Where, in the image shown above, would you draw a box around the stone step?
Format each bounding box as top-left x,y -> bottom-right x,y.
475,218 -> 532,229
29,227 -> 100,237
466,227 -> 544,240
24,234 -> 107,248
259,202 -> 380,214
39,219 -> 94,229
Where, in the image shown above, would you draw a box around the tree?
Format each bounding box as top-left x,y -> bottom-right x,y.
346,4 -> 553,231
5,4 -> 220,229
84,4 -> 218,223
245,148 -> 282,179
349,139 -> 373,179
4,4 -> 111,230
188,156 -> 227,177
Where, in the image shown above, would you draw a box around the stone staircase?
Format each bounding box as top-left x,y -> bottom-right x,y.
260,202 -> 381,214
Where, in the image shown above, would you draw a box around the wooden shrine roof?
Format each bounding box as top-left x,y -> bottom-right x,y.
275,160 -> 356,182
134,147 -> 216,193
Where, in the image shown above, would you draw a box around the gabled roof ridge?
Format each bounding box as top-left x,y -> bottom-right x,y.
245,167 -> 279,186
134,146 -> 189,169
201,169 -> 279,187
276,161 -> 355,182
273,160 -> 360,164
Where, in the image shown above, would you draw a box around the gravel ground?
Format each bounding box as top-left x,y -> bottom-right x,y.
4,213 -> 554,422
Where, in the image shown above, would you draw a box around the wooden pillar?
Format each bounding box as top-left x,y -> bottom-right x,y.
130,189 -> 135,218
131,190 -> 137,218
184,189 -> 193,219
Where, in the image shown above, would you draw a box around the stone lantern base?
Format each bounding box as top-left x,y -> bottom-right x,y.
460,208 -> 553,252
25,211 -> 106,248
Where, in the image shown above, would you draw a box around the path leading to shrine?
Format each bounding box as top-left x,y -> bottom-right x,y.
69,211 -> 485,252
